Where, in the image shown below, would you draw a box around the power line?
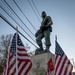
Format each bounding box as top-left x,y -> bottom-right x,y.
0,0 -> 55,51
13,0 -> 37,32
0,14 -> 38,48
0,1 -> 36,44
1,0 -> 36,43
31,0 -> 40,17
28,0 -> 41,23
3,0 -> 35,37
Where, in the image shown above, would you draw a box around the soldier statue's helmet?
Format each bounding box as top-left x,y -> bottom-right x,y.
42,11 -> 46,17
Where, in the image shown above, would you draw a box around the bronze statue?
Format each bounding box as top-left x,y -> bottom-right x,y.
35,11 -> 53,53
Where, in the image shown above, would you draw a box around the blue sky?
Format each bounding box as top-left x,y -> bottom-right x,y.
0,0 -> 75,63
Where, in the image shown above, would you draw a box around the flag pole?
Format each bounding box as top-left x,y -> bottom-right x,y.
16,26 -> 18,75
55,35 -> 57,42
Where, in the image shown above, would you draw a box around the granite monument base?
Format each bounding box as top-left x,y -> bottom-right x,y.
28,52 -> 54,75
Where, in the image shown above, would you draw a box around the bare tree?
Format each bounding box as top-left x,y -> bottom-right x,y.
0,34 -> 13,50
0,34 -> 13,74
0,34 -> 13,59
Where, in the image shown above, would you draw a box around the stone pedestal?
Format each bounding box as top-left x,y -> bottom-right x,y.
28,52 -> 55,75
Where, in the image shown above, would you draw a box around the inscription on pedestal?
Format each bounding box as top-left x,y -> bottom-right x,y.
32,58 -> 46,75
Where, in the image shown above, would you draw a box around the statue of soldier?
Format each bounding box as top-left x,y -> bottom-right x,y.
35,11 -> 53,52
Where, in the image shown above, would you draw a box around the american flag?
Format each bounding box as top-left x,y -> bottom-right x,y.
47,67 -> 50,75
54,41 -> 73,75
2,66 -> 6,75
5,33 -> 32,75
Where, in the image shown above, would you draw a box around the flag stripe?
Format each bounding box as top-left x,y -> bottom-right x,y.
11,67 -> 16,75
55,55 -> 60,68
17,56 -> 30,60
25,62 -> 32,75
8,59 -> 16,71
64,60 -> 70,75
61,59 -> 68,75
17,58 -> 31,62
18,62 -> 27,75
17,53 -> 29,56
55,56 -> 62,74
17,50 -> 27,54
17,48 -> 26,51
58,55 -> 67,75
18,62 -> 25,74
18,61 -> 31,75
55,54 -> 58,64
56,55 -> 65,75
8,54 -> 13,64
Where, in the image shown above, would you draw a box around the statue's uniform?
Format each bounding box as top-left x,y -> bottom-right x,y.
35,16 -> 53,50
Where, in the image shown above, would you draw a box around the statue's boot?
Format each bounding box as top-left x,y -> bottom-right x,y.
45,46 -> 50,52
38,44 -> 43,51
